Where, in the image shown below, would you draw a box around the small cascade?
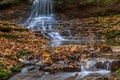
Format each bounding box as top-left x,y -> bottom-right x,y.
80,61 -> 97,71
77,59 -> 111,79
26,0 -> 64,40
101,59 -> 113,70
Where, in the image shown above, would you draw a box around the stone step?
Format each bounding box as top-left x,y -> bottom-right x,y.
36,58 -> 120,73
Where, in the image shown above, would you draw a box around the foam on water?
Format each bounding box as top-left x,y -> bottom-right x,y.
26,0 -> 64,40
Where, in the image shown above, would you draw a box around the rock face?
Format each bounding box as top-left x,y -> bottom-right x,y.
1,0 -> 120,20
54,0 -> 120,18
0,0 -> 16,9
1,0 -> 120,18
0,0 -> 32,9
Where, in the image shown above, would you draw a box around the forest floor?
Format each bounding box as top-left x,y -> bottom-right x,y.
0,20 -> 48,80
0,5 -> 120,80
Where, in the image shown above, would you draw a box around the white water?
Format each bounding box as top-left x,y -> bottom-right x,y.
77,59 -> 111,79
26,0 -> 64,40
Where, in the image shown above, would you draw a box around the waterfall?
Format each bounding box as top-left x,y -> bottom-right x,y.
26,0 -> 64,40
29,0 -> 53,19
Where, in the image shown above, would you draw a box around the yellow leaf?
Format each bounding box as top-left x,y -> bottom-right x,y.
42,52 -> 50,58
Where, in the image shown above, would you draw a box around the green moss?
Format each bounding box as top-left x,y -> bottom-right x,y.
10,66 -> 21,72
104,30 -> 120,39
117,68 -> 120,74
0,65 -> 5,71
13,27 -> 28,32
117,68 -> 120,79
0,71 -> 11,80
17,39 -> 27,43
17,50 -> 29,56
105,40 -> 120,46
98,7 -> 106,15
0,34 -> 19,40
0,65 -> 11,79
114,14 -> 120,18
104,0 -> 118,4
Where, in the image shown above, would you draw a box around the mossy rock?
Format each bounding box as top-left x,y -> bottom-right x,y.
17,50 -> 29,56
0,34 -> 19,40
117,68 -> 120,79
10,66 -> 21,72
105,40 -> 120,46
104,30 -> 120,39
0,25 -> 28,32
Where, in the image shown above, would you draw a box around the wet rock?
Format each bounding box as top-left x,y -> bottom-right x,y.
35,61 -> 43,66
96,60 -> 120,71
100,46 -> 113,53
42,63 -> 64,73
81,76 -> 115,80
21,67 -> 29,73
111,60 -> 120,71
95,77 -> 109,80
62,65 -> 80,72
51,55 -> 61,61
93,45 -> 113,53
23,56 -> 37,65
42,66 -> 55,73
27,66 -> 36,71
21,66 -> 36,73
42,63 -> 80,73
64,73 -> 79,80
36,61 -> 50,70
67,54 -> 80,61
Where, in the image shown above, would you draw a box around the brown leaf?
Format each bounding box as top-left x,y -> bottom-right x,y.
70,46 -> 77,52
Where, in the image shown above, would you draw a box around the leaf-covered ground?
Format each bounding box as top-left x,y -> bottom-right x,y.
57,14 -> 120,45
0,20 -> 47,80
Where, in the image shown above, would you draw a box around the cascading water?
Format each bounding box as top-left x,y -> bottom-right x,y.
26,0 -> 64,40
78,59 -> 111,79
26,0 -> 111,78
10,0 -> 115,80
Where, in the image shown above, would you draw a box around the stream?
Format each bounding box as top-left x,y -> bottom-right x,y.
10,0 -> 120,80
